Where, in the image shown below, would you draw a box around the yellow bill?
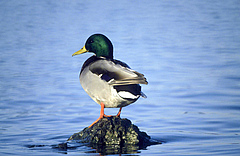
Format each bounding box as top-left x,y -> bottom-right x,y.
72,45 -> 88,56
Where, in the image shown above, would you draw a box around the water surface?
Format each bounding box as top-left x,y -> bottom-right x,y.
0,0 -> 240,155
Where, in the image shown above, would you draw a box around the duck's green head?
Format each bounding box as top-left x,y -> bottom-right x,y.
72,34 -> 113,59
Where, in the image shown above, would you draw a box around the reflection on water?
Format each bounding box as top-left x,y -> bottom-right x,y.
0,0 -> 240,155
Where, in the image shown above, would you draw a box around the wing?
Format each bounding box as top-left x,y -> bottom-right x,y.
89,58 -> 148,86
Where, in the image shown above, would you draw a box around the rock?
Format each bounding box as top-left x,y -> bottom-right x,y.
68,116 -> 160,151
57,143 -> 68,150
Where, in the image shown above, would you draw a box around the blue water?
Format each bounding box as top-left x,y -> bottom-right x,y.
1,0 -> 240,155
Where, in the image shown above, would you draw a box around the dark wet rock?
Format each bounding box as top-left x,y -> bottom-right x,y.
57,143 -> 68,150
68,116 -> 160,150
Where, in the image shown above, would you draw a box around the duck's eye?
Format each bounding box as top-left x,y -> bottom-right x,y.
90,40 -> 94,43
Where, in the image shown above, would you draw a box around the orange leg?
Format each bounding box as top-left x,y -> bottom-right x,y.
116,107 -> 122,117
88,102 -> 105,128
88,105 -> 123,128
103,107 -> 122,117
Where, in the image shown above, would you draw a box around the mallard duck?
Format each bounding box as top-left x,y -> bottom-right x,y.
72,34 -> 148,128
